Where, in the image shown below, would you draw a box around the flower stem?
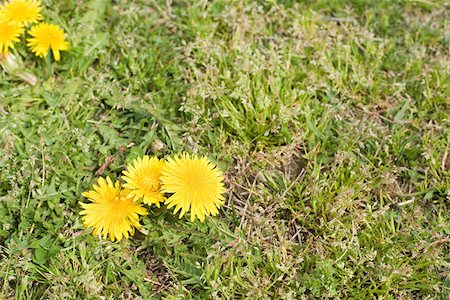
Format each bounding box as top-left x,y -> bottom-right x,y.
119,238 -> 131,260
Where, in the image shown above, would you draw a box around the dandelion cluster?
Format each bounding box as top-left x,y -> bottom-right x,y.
0,0 -> 68,60
80,154 -> 226,242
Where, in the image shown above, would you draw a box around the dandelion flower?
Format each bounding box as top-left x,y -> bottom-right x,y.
161,153 -> 226,222
0,0 -> 43,26
27,22 -> 68,61
0,21 -> 23,53
122,156 -> 165,206
80,177 -> 147,242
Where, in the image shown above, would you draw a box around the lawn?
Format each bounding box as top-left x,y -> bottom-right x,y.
0,0 -> 449,299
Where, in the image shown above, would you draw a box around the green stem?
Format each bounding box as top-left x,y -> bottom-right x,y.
45,52 -> 52,75
119,238 -> 131,260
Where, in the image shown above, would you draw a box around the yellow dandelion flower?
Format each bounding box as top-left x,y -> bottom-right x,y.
161,153 -> 226,222
80,177 -> 148,242
0,0 -> 43,26
122,156 -> 165,206
27,22 -> 69,61
0,21 -> 23,53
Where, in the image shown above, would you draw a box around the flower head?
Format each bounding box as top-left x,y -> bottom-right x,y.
27,22 -> 68,61
0,21 -> 23,53
161,153 -> 226,222
80,177 -> 147,242
0,0 -> 43,26
122,156 -> 165,206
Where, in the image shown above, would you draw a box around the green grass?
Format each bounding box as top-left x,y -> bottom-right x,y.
1,0 -> 449,298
